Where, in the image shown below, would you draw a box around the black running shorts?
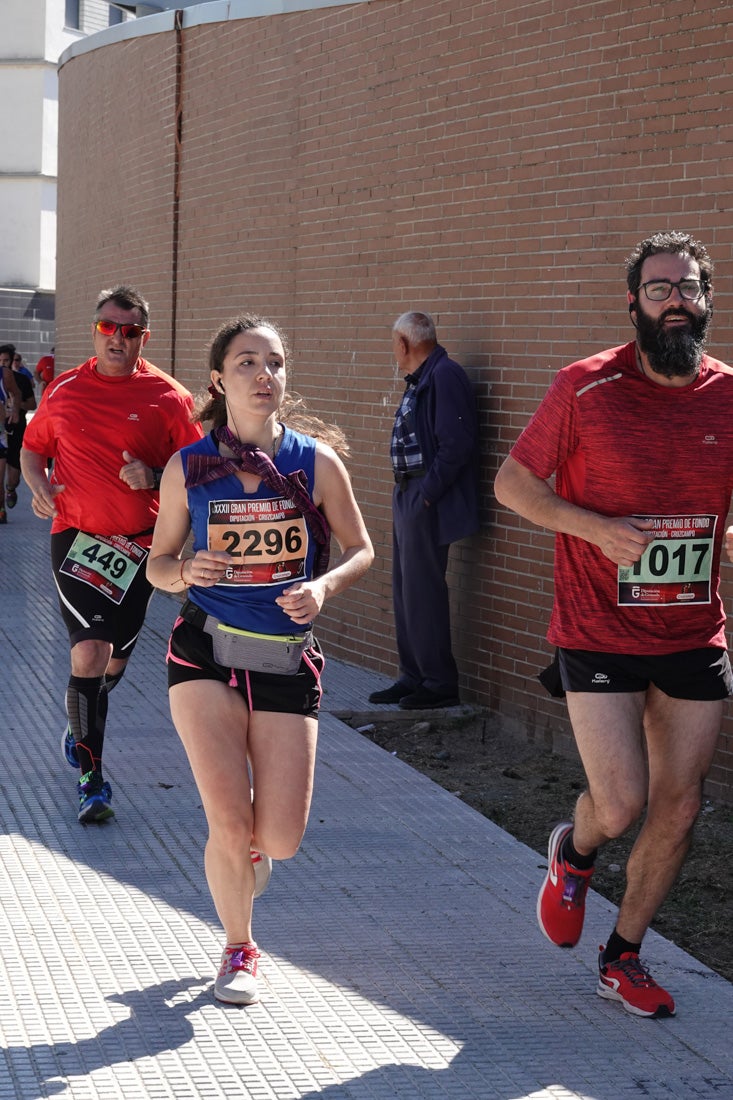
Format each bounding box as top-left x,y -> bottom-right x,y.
167,617 -> 324,717
557,646 -> 733,700
5,422 -> 23,469
51,528 -> 154,659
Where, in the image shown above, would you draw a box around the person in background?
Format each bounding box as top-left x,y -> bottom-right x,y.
35,347 -> 55,394
147,314 -> 373,1005
21,286 -> 202,824
494,230 -> 733,1018
6,348 -> 37,508
369,311 -> 479,710
13,352 -> 34,384
0,344 -> 22,523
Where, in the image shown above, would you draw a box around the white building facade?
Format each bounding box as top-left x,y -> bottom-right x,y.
0,0 -> 133,359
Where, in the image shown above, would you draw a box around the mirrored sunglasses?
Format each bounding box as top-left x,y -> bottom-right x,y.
94,319 -> 147,339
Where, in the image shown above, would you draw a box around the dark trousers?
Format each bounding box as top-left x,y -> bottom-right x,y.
392,479 -> 458,695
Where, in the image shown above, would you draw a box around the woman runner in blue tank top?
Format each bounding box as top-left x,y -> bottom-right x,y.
147,315 -> 373,1004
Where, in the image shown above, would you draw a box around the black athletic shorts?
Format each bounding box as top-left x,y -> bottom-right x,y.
167,617 -> 324,717
5,421 -> 25,470
557,646 -> 733,700
51,527 -> 154,659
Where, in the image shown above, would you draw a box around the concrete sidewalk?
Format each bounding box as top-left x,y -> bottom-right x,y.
0,491 -> 731,1100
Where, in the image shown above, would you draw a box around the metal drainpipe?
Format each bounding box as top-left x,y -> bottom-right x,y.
170,9 -> 184,376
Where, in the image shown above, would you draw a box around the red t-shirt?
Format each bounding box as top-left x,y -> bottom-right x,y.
510,342 -> 733,653
36,354 -> 55,385
23,357 -> 203,543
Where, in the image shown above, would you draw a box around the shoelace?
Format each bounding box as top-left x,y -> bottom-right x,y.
604,953 -> 656,988
221,944 -> 259,975
79,771 -> 108,795
561,868 -> 591,907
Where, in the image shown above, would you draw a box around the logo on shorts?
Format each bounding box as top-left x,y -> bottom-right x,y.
592,672 -> 610,686
127,412 -> 140,421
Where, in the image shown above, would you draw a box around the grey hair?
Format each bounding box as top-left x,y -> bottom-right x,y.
393,311 -> 437,348
95,284 -> 150,328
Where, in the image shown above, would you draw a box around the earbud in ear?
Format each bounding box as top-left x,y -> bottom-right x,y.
218,381 -> 225,394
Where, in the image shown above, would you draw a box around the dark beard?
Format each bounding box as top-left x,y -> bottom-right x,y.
635,301 -> 711,379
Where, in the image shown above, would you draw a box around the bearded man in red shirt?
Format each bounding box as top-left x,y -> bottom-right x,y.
495,231 -> 733,1020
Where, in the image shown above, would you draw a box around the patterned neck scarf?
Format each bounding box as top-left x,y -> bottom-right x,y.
184,424 -> 331,576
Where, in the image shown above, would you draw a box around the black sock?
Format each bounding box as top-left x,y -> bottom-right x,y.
561,832 -> 597,871
602,929 -> 642,965
66,675 -> 105,777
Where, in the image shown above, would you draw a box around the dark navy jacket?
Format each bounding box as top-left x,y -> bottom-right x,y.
405,344 -> 480,546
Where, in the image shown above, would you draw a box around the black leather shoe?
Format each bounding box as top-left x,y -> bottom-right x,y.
368,682 -> 412,705
399,687 -> 460,710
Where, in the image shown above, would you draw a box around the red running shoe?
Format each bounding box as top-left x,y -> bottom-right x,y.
536,822 -> 594,947
597,950 -> 676,1017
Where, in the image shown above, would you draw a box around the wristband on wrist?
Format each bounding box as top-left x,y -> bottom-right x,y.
151,467 -> 165,490
179,558 -> 190,588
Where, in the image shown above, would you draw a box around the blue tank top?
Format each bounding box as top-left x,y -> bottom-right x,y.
182,427 -> 318,633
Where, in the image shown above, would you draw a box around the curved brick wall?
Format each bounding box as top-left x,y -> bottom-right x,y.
57,0 -> 733,799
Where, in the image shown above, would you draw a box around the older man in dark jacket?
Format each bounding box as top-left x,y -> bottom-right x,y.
370,311 -> 480,709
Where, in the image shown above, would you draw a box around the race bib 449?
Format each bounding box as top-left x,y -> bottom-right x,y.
59,532 -> 147,605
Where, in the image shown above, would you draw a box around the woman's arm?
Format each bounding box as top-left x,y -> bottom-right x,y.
275,443 -> 374,626
147,453 -> 236,591
146,454 -> 193,592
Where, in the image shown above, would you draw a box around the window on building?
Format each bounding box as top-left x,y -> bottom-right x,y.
65,0 -> 81,29
109,6 -> 123,25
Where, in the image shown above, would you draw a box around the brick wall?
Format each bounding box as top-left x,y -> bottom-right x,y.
56,31 -> 180,375
57,0 -> 733,800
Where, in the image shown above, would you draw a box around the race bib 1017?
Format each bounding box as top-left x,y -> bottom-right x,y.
617,514 -> 716,607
